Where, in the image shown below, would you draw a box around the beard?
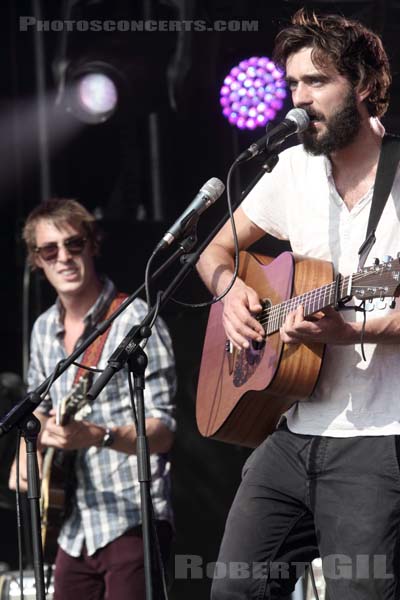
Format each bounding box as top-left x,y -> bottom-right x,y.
298,88 -> 362,156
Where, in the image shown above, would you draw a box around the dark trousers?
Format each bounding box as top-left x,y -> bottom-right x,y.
54,521 -> 172,600
211,421 -> 400,600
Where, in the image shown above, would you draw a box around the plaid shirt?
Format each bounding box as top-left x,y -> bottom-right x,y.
29,277 -> 176,557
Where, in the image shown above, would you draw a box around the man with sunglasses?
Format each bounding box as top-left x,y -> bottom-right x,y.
9,198 -> 176,599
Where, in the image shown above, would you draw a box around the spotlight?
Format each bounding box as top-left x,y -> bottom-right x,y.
220,56 -> 287,130
55,35 -> 174,125
64,61 -> 121,124
78,73 -> 118,120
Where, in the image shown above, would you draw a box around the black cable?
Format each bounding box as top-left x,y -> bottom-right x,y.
145,250 -> 158,310
127,371 -> 138,431
170,162 -> 240,309
168,160 -> 242,309
148,291 -> 163,330
40,357 -> 103,403
141,160 -> 247,313
359,301 -> 367,361
71,362 -> 103,374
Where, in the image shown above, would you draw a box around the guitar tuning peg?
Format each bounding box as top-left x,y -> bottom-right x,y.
383,255 -> 393,264
390,298 -> 396,309
376,298 -> 387,310
365,299 -> 375,312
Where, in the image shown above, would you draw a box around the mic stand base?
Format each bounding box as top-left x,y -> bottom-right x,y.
20,414 -> 46,600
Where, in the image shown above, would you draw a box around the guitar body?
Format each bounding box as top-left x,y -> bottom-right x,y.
41,449 -> 76,564
40,372 -> 92,564
196,251 -> 333,448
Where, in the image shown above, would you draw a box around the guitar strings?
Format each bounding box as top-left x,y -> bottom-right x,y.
259,280 -> 340,328
256,268 -> 394,334
261,287 -> 346,331
260,277 -> 388,332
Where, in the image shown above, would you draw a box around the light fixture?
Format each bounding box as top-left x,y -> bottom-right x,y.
220,56 -> 287,130
63,61 -> 122,124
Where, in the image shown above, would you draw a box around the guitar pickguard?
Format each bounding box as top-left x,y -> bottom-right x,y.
233,344 -> 265,387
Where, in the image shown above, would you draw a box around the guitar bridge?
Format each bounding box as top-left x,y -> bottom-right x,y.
225,339 -> 235,375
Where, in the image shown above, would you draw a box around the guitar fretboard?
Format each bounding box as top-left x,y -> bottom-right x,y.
260,275 -> 352,335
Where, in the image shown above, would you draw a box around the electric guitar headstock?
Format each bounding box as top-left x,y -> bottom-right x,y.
56,371 -> 94,426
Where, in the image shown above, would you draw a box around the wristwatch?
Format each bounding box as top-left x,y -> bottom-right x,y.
100,427 -> 115,448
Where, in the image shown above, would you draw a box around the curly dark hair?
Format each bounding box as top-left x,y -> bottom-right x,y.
273,8 -> 391,118
23,198 -> 102,269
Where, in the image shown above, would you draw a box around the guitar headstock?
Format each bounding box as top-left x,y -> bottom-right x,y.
352,255 -> 400,301
56,371 -> 94,426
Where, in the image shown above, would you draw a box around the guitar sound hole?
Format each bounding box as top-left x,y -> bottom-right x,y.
250,299 -> 270,351
251,339 -> 265,351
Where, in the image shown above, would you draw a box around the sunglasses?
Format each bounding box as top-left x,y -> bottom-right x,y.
34,235 -> 88,262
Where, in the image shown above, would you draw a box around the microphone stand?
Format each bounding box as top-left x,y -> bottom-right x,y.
84,151 -> 282,599
84,233 -> 201,600
0,246 -> 189,600
0,146 -> 281,600
0,247 -> 186,437
0,148 -> 280,437
20,414 -> 45,600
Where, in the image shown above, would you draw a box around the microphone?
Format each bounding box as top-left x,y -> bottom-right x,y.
156,177 -> 225,251
237,108 -> 310,162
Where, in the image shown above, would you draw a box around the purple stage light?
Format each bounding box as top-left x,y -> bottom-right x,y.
229,112 -> 238,125
270,98 -> 284,111
257,114 -> 267,126
220,56 -> 287,130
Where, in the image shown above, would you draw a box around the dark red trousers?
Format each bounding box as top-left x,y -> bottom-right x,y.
54,521 -> 172,600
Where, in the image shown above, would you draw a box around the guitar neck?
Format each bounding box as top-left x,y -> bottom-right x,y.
264,274 -> 351,335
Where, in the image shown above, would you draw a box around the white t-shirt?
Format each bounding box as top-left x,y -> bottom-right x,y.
241,143 -> 400,437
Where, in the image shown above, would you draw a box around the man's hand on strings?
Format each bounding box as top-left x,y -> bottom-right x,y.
222,280 -> 265,350
40,410 -> 105,450
280,305 -> 355,345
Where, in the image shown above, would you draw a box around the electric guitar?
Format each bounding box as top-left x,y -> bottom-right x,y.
40,372 -> 93,564
196,251 -> 400,448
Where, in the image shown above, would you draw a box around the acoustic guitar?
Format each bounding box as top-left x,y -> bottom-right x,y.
196,251 -> 400,448
40,372 -> 93,564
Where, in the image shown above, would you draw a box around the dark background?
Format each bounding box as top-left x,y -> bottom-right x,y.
0,1 -> 399,598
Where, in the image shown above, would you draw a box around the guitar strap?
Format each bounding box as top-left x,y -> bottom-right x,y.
358,133 -> 400,270
73,291 -> 128,384
49,292 -> 128,542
